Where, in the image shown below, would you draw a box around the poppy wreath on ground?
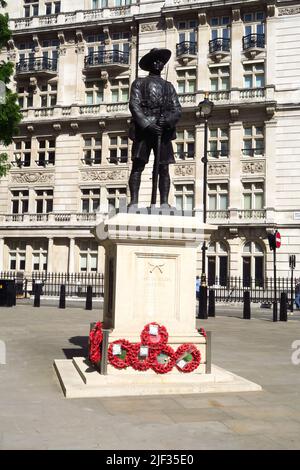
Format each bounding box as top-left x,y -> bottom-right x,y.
175,343 -> 201,373
140,322 -> 169,350
150,345 -> 176,374
89,321 -> 103,364
128,342 -> 153,371
108,339 -> 132,369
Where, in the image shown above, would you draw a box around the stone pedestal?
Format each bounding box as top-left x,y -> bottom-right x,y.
93,211 -> 217,374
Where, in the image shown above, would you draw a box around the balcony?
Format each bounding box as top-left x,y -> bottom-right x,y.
178,93 -> 196,106
238,210 -> 266,220
84,50 -> 130,72
176,42 -> 197,64
15,57 -> 57,77
208,38 -> 230,61
0,212 -> 103,228
206,209 -> 267,225
242,34 -> 265,58
208,90 -> 230,102
207,210 -> 230,221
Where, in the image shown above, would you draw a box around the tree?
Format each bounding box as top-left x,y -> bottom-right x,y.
0,0 -> 22,176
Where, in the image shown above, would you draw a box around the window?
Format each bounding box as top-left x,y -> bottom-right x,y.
243,63 -> 265,88
37,139 -> 55,166
174,184 -> 194,211
208,183 -> 229,211
11,190 -> 29,214
92,0 -> 108,8
243,182 -> 264,211
110,79 -> 129,102
17,85 -> 34,108
210,66 -> 230,91
243,125 -> 264,156
32,241 -> 47,271
177,20 -> 197,55
81,188 -> 100,212
35,189 -> 53,213
40,82 -> 57,107
85,80 -> 104,105
13,140 -> 31,167
82,136 -> 102,165
115,0 -> 132,6
111,32 -> 130,63
17,42 -> 35,72
242,241 -> 264,287
45,2 -> 61,14
41,39 -> 59,70
108,135 -> 128,164
175,130 -> 195,159
210,16 -> 231,40
177,69 -> 196,94
244,11 -> 265,36
79,240 -> 98,273
24,1 -> 39,17
107,187 -> 127,211
9,241 -> 26,271
209,127 -> 229,158
207,241 -> 229,286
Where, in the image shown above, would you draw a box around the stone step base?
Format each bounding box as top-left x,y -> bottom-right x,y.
53,357 -> 262,399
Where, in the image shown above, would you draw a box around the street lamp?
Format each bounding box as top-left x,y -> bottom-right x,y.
198,95 -> 214,319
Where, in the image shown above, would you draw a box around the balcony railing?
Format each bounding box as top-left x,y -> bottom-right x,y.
0,212 -> 102,225
242,33 -> 265,51
207,150 -> 228,158
16,57 -> 57,74
84,50 -> 129,68
238,210 -> 266,220
242,148 -> 265,157
174,152 -> 195,160
107,156 -> 128,165
208,90 -> 230,101
207,210 -> 230,220
209,38 -> 230,54
176,41 -> 197,57
178,93 -> 196,104
240,88 -> 265,100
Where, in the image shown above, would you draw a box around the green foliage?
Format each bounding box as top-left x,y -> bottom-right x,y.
0,12 -> 10,49
0,153 -> 10,177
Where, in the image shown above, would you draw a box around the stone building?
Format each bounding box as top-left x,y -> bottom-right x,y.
0,0 -> 300,282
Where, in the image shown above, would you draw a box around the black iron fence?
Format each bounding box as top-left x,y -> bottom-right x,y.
242,33 -> 265,50
209,37 -> 230,54
211,276 -> 297,303
84,50 -> 129,67
16,57 -> 57,73
176,41 -> 197,57
0,272 -> 104,298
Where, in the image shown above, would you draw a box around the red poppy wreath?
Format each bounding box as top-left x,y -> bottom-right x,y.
108,339 -> 132,369
89,321 -> 103,364
175,343 -> 201,373
129,343 -> 152,371
140,322 -> 169,350
150,345 -> 176,374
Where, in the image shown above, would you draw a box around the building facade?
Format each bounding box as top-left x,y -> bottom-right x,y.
0,0 -> 300,281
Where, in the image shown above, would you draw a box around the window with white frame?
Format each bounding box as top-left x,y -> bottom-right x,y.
17,85 -> 34,108
92,0 -> 108,8
210,66 -> 230,91
13,139 -> 31,167
174,184 -> 194,211
243,182 -> 264,210
85,80 -> 104,105
243,11 -> 265,36
24,0 -> 39,18
210,16 -> 231,40
107,187 -> 127,211
11,190 -> 29,214
208,127 -> 229,158
177,69 -> 196,94
207,241 -> 229,286
111,32 -> 130,61
45,1 -> 61,15
177,20 -> 197,55
115,0 -> 132,6
242,240 -> 264,287
17,41 -> 35,72
37,138 -> 55,166
82,136 -> 102,165
86,33 -> 106,65
9,241 -> 26,271
79,240 -> 98,273
110,79 -> 129,103
32,241 -> 48,271
175,130 -> 195,159
40,82 -> 57,107
41,39 -> 59,70
108,135 -> 128,164
242,125 -> 264,156
208,183 -> 229,211
35,189 -> 53,213
81,188 -> 101,213
243,63 -> 265,88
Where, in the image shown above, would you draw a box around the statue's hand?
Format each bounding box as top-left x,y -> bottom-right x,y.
148,123 -> 162,135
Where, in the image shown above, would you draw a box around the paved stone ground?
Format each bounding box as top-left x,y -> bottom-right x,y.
0,303 -> 300,450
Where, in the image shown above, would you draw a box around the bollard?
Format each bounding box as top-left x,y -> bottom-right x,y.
198,286 -> 208,319
279,292 -> 288,321
243,291 -> 251,319
85,285 -> 93,311
34,284 -> 41,308
59,284 -> 66,309
208,289 -> 215,317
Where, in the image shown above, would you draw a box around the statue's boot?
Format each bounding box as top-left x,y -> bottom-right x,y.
128,171 -> 141,208
159,171 -> 171,208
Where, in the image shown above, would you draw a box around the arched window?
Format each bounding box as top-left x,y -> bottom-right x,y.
242,241 -> 264,287
207,241 -> 229,286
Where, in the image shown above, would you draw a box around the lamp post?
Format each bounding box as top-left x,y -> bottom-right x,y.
197,96 -> 214,319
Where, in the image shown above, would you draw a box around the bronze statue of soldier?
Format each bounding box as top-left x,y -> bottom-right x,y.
128,48 -> 182,208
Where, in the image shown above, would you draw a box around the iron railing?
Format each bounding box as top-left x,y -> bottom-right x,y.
242,33 -> 265,50
84,50 -> 129,67
176,41 -> 197,57
174,152 -> 195,160
209,38 -> 230,54
16,57 -> 57,73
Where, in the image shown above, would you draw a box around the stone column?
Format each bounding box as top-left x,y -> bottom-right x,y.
264,119 -> 277,222
47,237 -> 54,273
0,238 -> 4,272
229,121 -> 243,214
265,4 -> 277,86
231,8 -> 244,89
25,242 -> 32,273
195,123 -> 204,211
68,237 -> 75,273
165,16 -> 177,85
197,13 -> 210,92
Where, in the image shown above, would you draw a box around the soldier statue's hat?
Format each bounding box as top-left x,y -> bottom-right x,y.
139,48 -> 171,72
